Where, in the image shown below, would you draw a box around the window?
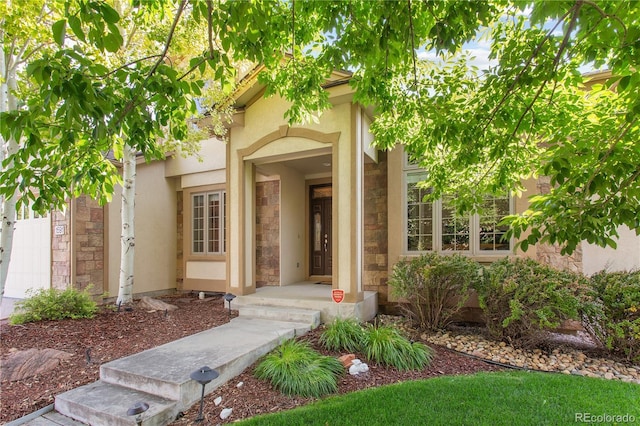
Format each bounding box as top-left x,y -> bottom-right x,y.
404,169 -> 512,255
407,172 -> 434,251
16,203 -> 48,221
192,191 -> 226,255
478,194 -> 511,251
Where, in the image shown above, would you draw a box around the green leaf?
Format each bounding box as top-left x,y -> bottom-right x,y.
100,3 -> 120,23
619,75 -> 630,91
103,32 -> 122,53
52,19 -> 66,46
68,15 -> 86,42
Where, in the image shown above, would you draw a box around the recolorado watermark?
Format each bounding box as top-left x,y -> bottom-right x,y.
575,413 -> 636,423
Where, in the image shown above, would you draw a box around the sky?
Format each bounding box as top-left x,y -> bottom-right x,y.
416,9 -> 597,75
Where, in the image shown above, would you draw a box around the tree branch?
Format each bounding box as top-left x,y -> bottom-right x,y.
552,1 -> 582,72
177,56 -> 207,81
581,0 -> 628,41
112,0 -> 188,131
481,8 -> 572,134
97,55 -> 164,78
15,43 -> 47,68
147,0 -> 188,78
407,0 -> 418,88
207,0 -> 215,56
582,118 -> 636,195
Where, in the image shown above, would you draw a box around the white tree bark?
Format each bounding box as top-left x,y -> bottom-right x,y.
0,38 -> 20,303
116,144 -> 136,305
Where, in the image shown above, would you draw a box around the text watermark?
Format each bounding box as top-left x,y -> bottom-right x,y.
575,413 -> 636,423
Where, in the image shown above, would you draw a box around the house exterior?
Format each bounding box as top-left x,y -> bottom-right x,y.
5,69 -> 639,320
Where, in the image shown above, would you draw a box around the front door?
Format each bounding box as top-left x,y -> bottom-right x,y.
310,185 -> 332,276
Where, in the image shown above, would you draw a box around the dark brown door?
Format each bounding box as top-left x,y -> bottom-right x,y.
310,186 -> 332,276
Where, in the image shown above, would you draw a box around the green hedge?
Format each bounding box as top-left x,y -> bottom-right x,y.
584,270 -> 640,363
389,253 -> 481,331
10,287 -> 98,325
473,258 -> 590,348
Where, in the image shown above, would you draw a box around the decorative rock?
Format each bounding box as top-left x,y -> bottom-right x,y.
220,408 -> 233,420
214,396 -> 222,406
422,327 -> 640,384
137,296 -> 178,311
349,359 -> 369,375
338,354 -> 356,368
0,348 -> 73,381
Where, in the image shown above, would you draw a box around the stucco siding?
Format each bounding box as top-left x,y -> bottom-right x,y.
583,225 -> 640,275
108,160 -> 177,297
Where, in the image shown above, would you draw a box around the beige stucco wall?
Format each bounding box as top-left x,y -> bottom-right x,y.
108,160 -> 178,297
170,136 -> 228,292
227,89 -> 363,300
164,137 -> 226,177
583,225 -> 640,275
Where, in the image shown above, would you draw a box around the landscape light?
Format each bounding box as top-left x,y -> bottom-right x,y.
190,366 -> 219,422
127,401 -> 149,426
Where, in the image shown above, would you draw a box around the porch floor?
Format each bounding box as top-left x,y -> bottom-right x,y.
232,282 -> 378,324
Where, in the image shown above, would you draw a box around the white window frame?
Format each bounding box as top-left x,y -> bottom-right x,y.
402,153 -> 513,256
192,190 -> 226,255
16,203 -> 48,221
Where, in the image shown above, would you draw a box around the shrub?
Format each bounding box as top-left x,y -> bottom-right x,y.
9,287 -> 98,325
362,324 -> 434,370
320,317 -> 366,352
389,253 -> 482,331
254,339 -> 344,397
584,270 -> 640,363
474,258 -> 589,348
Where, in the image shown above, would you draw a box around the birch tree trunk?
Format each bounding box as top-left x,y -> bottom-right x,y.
116,144 -> 136,305
0,45 -> 19,303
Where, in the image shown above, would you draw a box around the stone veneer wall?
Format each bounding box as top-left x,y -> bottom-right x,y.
363,152 -> 389,308
51,196 -> 105,296
255,180 -> 280,287
176,191 -> 184,290
73,196 -> 105,296
535,176 -> 583,273
51,208 -> 72,290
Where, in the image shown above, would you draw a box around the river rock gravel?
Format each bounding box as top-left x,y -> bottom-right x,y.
424,329 -> 640,384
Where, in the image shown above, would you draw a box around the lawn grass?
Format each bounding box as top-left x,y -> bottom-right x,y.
238,371 -> 640,425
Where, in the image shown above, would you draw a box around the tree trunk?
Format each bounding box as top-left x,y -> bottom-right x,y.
0,52 -> 19,303
116,144 -> 136,305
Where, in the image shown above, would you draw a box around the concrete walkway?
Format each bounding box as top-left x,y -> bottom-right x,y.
7,306 -> 321,426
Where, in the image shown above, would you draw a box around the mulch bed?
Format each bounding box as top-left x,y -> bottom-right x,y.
1,294 -> 502,424
0,294 -> 231,423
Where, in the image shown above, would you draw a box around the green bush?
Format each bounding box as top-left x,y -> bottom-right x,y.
475,258 -> 589,348
362,324 -> 434,370
9,287 -> 98,325
584,270 -> 640,363
319,317 -> 366,352
254,339 -> 344,397
389,253 -> 482,331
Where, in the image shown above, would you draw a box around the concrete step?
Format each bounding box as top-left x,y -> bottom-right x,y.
238,305 -> 321,328
54,315 -> 313,426
55,381 -> 177,426
8,409 -> 86,426
100,317 -> 310,407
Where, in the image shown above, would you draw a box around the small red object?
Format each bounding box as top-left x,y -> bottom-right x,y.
332,289 -> 345,304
